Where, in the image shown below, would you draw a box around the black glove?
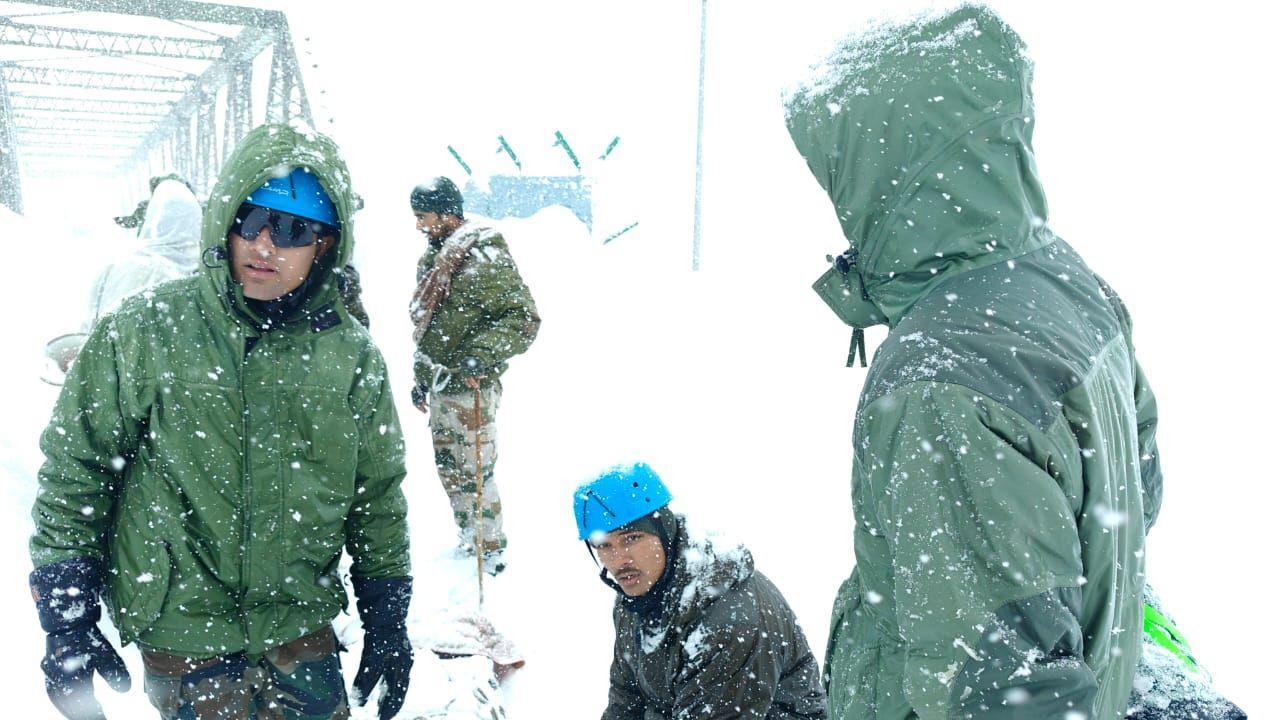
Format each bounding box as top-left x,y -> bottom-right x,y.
31,557 -> 132,720
352,576 -> 413,720
410,384 -> 429,407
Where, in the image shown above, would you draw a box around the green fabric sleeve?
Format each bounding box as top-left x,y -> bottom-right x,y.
862,382 -> 1090,719
1133,361 -> 1162,533
1094,274 -> 1162,534
30,318 -> 141,568
345,345 -> 410,579
949,588 -> 1098,718
462,239 -> 540,372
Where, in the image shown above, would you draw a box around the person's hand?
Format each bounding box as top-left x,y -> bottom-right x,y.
410,385 -> 429,414
351,576 -> 414,719
31,557 -> 132,720
55,347 -> 80,373
42,624 -> 131,720
353,624 -> 414,720
458,358 -> 488,390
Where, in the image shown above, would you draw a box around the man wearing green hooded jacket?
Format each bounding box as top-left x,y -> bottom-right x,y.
29,124 -> 413,720
788,7 -> 1168,720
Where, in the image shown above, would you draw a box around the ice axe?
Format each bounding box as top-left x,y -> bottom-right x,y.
420,385 -> 525,688
472,385 -> 486,607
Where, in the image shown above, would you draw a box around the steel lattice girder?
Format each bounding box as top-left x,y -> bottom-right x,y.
10,116 -> 158,132
0,19 -> 227,60
17,134 -> 138,148
127,23 -> 283,191
14,124 -> 148,138
265,30 -> 308,125
14,110 -> 167,124
9,94 -> 172,113
10,0 -> 281,27
20,138 -> 135,151
0,65 -> 192,93
2,1 -> 311,198
0,71 -> 23,213
21,149 -> 132,160
222,61 -> 252,155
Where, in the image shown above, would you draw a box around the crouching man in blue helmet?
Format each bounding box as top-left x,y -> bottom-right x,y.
574,463 -> 827,720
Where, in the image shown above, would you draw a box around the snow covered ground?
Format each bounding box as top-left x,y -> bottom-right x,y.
2,1 -> 1277,717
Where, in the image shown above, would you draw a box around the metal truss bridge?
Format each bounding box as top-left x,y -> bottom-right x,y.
1,0 -> 314,214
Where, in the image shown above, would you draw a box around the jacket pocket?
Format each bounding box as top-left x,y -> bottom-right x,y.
825,575 -> 886,720
108,538 -> 175,645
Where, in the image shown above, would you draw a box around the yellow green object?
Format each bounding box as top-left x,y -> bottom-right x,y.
1144,602 -> 1208,680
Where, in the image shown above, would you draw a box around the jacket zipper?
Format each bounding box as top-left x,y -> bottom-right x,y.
238,332 -> 255,642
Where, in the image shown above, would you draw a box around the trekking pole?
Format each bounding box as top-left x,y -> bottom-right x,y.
473,385 -> 485,608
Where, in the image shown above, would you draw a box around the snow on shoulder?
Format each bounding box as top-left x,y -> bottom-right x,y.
675,516 -> 753,617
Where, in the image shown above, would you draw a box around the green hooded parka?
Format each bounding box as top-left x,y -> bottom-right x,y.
786,6 -> 1161,719
30,124 -> 410,658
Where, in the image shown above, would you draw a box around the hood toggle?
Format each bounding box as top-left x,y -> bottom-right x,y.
813,247 -> 885,368
202,245 -> 228,268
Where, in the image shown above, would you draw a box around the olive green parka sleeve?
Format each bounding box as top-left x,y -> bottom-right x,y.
1096,275 -> 1163,534
30,318 -> 142,569
345,344 -> 410,580
859,382 -> 1098,719
458,237 -> 540,374
1133,361 -> 1163,533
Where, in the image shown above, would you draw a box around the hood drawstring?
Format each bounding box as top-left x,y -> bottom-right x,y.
834,247 -> 870,368
847,328 -> 867,368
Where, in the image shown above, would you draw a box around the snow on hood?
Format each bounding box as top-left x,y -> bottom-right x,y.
137,179 -> 201,272
784,2 -> 1054,326
200,123 -> 357,319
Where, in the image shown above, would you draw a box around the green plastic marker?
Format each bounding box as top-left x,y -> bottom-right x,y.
1143,602 -> 1209,681
447,145 -> 472,176
553,131 -> 581,172
599,136 -> 620,161
497,135 -> 522,172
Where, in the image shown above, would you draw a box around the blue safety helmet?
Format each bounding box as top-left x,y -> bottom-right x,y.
244,166 -> 339,226
573,462 -> 673,541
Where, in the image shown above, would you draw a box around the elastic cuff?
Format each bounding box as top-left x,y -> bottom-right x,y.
352,575 -> 413,629
31,556 -> 102,633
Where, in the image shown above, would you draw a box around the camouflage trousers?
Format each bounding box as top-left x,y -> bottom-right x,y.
141,628 -> 349,720
428,383 -> 506,552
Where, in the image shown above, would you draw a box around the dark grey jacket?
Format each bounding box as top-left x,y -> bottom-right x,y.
603,524 -> 827,720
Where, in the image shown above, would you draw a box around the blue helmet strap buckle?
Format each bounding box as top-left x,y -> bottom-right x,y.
234,203 -> 338,248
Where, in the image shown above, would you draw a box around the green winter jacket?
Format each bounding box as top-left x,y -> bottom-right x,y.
30,124 -> 410,657
786,7 -> 1161,719
412,222 -> 540,396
